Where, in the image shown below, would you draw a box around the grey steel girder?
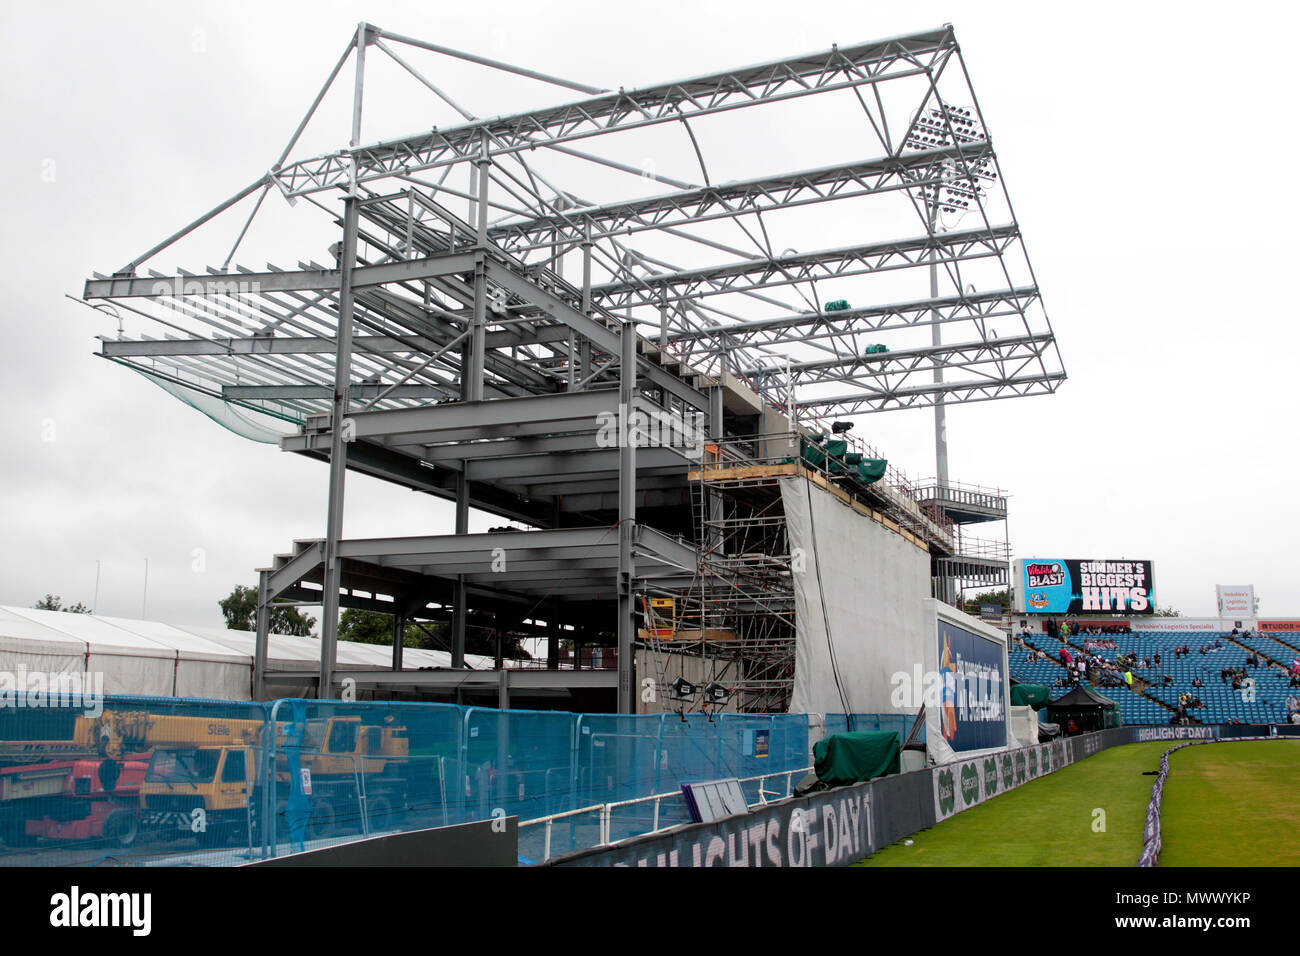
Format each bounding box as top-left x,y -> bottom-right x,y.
590,225 -> 1019,310
796,370 -> 1067,415
269,27 -> 956,197
287,391 -> 666,443
488,145 -> 993,253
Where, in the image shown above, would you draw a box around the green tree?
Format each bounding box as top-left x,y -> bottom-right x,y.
34,595 -> 90,613
218,585 -> 316,636
961,589 -> 1010,615
338,608 -> 426,648
1153,605 -> 1180,618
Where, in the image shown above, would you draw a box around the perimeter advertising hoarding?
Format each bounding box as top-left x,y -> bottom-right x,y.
924,600 -> 1009,766
1136,618 -> 1225,633
932,738 -> 1073,823
1016,558 -> 1155,614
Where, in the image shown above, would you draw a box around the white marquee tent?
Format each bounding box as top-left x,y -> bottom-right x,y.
0,606 -> 499,700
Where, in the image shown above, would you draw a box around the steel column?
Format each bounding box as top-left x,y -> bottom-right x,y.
617,319 -> 637,713
318,193 -> 361,699
254,570 -> 270,701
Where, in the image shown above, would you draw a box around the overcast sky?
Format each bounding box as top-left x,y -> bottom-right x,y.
2,0 -> 1296,628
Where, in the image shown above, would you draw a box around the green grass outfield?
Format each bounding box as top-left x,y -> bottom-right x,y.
1160,740 -> 1300,867
857,739 -> 1300,867
857,741 -> 1172,867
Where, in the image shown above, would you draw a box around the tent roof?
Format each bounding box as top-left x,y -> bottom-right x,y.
0,607 -> 502,671
1047,683 -> 1119,710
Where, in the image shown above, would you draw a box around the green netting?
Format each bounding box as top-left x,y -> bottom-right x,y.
812,731 -> 900,785
824,439 -> 848,457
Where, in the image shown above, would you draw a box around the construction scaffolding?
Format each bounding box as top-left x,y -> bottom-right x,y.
632,429 -> 958,714
78,23 -> 1063,713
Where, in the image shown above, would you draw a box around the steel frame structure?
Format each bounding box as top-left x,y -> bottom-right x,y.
79,23 -> 1063,712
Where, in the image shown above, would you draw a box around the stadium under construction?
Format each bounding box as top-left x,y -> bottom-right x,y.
9,22 -> 1296,878
77,22 -> 1062,720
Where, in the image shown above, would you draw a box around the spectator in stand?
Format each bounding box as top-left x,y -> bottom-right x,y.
1061,647 -> 1073,667
1154,652 -> 1162,667
1192,676 -> 1203,689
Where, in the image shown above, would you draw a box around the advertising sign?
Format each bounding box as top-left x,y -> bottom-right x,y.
1136,618 -> 1221,633
558,782 -> 872,867
924,600 -> 1009,766
933,739 -> 1073,823
1016,558 -> 1155,614
1216,586 -> 1254,618
938,620 -> 1007,753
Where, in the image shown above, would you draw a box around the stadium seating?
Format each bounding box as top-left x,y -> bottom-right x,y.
1009,629 -> 1299,726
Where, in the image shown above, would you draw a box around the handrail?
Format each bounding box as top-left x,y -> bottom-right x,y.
700,430 -> 956,547
519,765 -> 813,862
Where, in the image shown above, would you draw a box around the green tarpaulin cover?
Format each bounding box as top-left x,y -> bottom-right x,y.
800,441 -> 827,467
813,731 -> 900,785
1010,684 -> 1050,708
858,458 -> 887,483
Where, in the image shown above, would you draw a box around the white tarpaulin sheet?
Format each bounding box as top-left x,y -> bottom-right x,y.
1008,704 -> 1039,750
780,477 -> 931,716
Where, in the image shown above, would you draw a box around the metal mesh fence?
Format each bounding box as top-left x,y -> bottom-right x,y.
0,694 -> 271,867
0,694 -> 809,866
